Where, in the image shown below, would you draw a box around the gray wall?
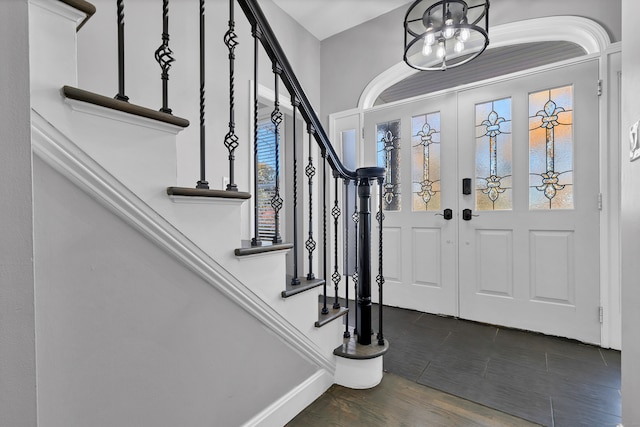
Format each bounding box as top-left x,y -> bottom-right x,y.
32,156 -> 317,427
0,0 -> 37,426
320,0 -> 622,122
621,1 -> 640,424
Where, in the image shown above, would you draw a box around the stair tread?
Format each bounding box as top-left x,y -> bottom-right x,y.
234,241 -> 293,256
281,277 -> 324,298
333,335 -> 389,360
62,86 -> 190,128
315,304 -> 349,328
167,186 -> 251,199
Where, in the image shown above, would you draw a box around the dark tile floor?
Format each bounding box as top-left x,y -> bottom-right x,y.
342,301 -> 621,427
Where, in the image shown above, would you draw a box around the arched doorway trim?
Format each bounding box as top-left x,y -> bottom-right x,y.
357,16 -> 611,110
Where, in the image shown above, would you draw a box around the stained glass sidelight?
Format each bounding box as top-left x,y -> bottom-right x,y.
377,120 -> 401,211
412,112 -> 441,211
475,97 -> 513,210
529,86 -> 573,210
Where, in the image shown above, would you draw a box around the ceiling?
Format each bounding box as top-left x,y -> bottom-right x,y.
272,0 -> 414,41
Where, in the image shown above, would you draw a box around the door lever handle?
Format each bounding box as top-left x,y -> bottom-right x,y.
435,208 -> 453,220
462,208 -> 479,221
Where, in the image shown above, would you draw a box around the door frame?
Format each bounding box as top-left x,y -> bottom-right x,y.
329,17 -> 622,349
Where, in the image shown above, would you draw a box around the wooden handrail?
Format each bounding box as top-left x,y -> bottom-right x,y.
236,0 -> 384,182
58,0 -> 96,30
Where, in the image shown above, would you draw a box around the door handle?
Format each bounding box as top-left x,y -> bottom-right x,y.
462,208 -> 479,221
435,208 -> 453,220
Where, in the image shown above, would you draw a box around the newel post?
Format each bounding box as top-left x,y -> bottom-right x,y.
356,167 -> 385,346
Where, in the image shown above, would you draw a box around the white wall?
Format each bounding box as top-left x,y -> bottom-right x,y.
32,155 -> 317,426
0,0 -> 38,425
621,1 -> 640,424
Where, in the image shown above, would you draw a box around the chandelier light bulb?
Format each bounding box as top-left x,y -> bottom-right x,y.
422,38 -> 433,55
454,38 -> 464,53
460,27 -> 470,41
436,40 -> 446,58
443,20 -> 455,39
425,30 -> 436,46
443,9 -> 455,39
459,17 -> 470,41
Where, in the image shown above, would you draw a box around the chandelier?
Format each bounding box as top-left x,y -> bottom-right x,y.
403,0 -> 490,71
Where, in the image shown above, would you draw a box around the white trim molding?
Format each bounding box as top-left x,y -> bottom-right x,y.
358,16 -> 611,110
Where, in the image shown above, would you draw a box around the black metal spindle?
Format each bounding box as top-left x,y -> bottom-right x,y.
332,173 -> 341,309
376,177 -> 385,345
251,27 -> 262,246
352,179 -> 359,337
155,0 -> 174,114
271,64 -> 284,243
196,0 -> 208,189
224,0 -> 239,191
115,0 -> 128,102
321,150 -> 329,315
305,126 -> 317,279
343,178 -> 351,339
291,97 -> 301,285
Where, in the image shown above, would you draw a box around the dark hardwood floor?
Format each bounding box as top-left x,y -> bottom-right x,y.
299,299 -> 621,427
287,372 -> 541,427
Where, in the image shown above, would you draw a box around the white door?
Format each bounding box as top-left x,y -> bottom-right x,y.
363,92 -> 459,316
364,60 -> 601,343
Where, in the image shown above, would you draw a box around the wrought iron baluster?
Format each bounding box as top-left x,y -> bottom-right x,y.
114,0 -> 128,102
291,97 -> 300,285
224,0 -> 239,191
332,173 -> 341,309
376,177 -> 385,345
343,178 -> 351,339
352,179 -> 359,337
321,149 -> 328,315
196,0 -> 208,189
305,126 -> 317,279
155,0 -> 174,114
251,27 -> 261,246
270,64 -> 283,243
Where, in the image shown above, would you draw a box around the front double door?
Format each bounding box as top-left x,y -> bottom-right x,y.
364,60 -> 600,343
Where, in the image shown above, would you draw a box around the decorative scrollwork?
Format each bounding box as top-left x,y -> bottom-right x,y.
155,34 -> 175,79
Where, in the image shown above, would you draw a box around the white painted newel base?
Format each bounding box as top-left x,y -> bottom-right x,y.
334,356 -> 384,389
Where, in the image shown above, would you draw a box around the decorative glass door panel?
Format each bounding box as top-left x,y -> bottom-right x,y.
529,85 -> 574,210
475,97 -> 513,211
412,112 -> 441,211
377,120 -> 401,211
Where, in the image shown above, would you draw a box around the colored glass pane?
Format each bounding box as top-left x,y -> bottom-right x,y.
411,112 -> 441,211
475,97 -> 513,211
529,85 -> 574,210
377,120 -> 401,211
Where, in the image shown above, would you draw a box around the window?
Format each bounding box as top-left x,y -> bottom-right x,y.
257,118 -> 280,240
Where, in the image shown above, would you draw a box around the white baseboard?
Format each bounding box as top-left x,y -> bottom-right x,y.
241,370 -> 333,427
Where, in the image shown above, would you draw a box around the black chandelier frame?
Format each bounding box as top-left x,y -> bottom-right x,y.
404,0 -> 490,71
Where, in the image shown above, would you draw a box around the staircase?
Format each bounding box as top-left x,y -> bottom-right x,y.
27,0 -> 387,425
